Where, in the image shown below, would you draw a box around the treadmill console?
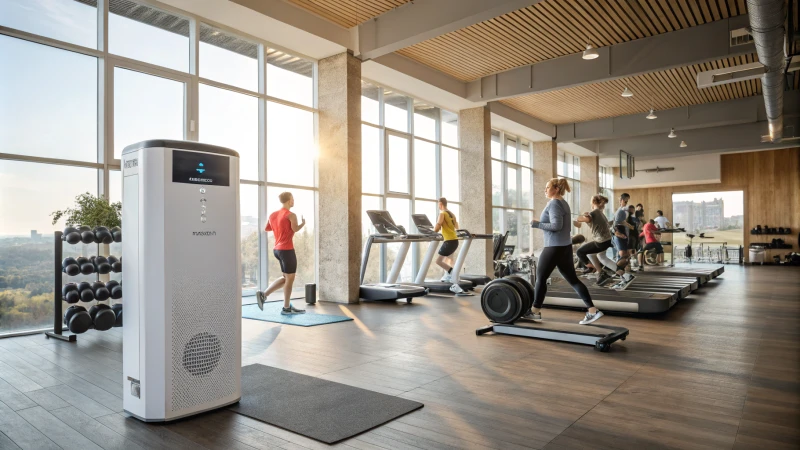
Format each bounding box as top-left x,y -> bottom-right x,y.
411,214 -> 437,235
367,210 -> 405,235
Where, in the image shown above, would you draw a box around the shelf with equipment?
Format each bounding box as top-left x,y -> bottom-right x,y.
45,227 -> 123,342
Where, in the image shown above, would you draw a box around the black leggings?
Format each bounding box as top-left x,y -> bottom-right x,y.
576,240 -> 613,265
534,245 -> 594,309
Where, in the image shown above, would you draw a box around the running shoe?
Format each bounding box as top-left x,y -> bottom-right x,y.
579,310 -> 604,325
440,272 -> 452,283
281,305 -> 306,315
579,267 -> 594,275
611,274 -> 636,291
596,271 -> 613,286
256,291 -> 266,311
521,310 -> 542,322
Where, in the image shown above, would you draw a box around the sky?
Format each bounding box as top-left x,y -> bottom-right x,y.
672,191 -> 745,217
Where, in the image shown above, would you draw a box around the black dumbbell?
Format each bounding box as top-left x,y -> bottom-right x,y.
80,227 -> 96,244
63,227 -> 81,245
111,227 -> 122,243
111,303 -> 123,327
78,281 -> 94,302
89,304 -> 116,331
106,280 -> 122,299
62,257 -> 80,276
94,226 -> 114,244
76,256 -> 95,275
93,256 -> 111,274
107,256 -> 122,273
92,281 -> 110,301
62,283 -> 80,304
64,305 -> 92,334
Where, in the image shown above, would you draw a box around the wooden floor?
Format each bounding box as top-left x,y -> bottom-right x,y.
0,264 -> 798,449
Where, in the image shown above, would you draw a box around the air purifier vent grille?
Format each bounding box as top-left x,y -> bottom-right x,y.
171,272 -> 237,412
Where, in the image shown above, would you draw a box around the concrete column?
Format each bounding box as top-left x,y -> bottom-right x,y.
531,140 -> 557,251
317,52 -> 361,303
458,106 -> 492,276
578,155 -> 599,240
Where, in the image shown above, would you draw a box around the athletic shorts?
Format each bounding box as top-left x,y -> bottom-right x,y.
273,249 -> 297,274
612,235 -> 629,251
438,240 -> 459,257
643,242 -> 664,254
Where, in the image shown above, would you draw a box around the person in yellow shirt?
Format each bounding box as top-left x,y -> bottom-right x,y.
434,197 -> 459,282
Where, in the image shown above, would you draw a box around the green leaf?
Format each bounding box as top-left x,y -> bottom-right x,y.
50,192 -> 122,228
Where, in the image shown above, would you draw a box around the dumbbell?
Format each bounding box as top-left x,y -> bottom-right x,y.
62,283 -> 80,304
78,281 -> 94,302
92,281 -> 110,301
89,304 -> 116,331
94,226 -> 114,244
107,256 -> 122,273
79,226 -> 95,244
106,280 -> 122,300
111,303 -> 123,327
92,256 -> 111,274
64,305 -> 92,334
110,227 -> 122,243
76,256 -> 95,275
62,257 -> 80,276
63,227 -> 82,245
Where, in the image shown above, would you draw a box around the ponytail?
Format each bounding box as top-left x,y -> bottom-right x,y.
548,178 -> 571,196
592,194 -> 609,206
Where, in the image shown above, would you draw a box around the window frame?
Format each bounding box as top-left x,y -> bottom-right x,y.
490,129 -> 535,254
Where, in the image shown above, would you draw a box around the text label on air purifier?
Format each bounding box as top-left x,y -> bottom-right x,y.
172,150 -> 230,186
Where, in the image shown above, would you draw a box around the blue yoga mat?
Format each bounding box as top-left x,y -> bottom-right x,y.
242,303 -> 353,327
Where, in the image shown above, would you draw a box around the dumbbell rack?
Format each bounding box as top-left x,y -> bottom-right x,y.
45,231 -> 120,342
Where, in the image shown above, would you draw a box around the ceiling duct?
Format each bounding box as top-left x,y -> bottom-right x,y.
747,0 -> 788,142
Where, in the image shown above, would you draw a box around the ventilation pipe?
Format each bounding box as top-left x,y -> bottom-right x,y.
746,0 -> 788,141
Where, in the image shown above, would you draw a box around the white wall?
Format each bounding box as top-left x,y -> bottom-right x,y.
615,153 -> 721,189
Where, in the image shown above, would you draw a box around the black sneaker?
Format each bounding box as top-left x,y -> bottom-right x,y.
596,271 -> 613,286
281,305 -> 306,315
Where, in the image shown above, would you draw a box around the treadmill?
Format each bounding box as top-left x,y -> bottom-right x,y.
359,211 -> 429,303
477,317 -> 629,352
412,214 -> 492,287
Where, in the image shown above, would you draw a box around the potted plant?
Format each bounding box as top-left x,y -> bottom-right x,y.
51,193 -> 121,229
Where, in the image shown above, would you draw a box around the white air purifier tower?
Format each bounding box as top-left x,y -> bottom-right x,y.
121,140 -> 241,422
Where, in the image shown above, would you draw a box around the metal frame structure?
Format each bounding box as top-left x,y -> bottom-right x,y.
360,79 -> 462,282
0,0 -> 318,337
491,129 -> 536,255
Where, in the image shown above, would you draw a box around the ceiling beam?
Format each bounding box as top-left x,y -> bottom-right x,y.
371,53 -> 467,98
558,94 -> 800,143
597,116 -> 800,160
488,101 -> 555,137
466,16 -> 754,102
357,0 -> 542,61
231,0 -> 351,49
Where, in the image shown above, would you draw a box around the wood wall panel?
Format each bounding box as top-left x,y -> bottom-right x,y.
619,148 -> 800,262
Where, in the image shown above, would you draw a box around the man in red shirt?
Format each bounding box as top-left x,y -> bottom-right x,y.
638,219 -> 664,265
256,191 -> 306,314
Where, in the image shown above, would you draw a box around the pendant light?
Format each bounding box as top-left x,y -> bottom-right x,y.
679,141 -> 687,148
668,128 -> 677,138
582,44 -> 599,60
621,87 -> 634,97
646,108 -> 657,119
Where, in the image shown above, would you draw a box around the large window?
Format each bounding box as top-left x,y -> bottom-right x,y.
0,1 -> 317,335
491,130 -> 534,255
361,81 -> 461,282
558,150 -> 581,234
599,166 -> 615,220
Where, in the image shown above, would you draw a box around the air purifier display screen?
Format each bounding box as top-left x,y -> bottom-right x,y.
173,150 -> 230,186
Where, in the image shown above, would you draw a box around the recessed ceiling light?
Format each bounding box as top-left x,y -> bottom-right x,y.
679,141 -> 687,148
621,87 -> 634,97
668,128 -> 677,138
646,108 -> 657,119
582,44 -> 599,60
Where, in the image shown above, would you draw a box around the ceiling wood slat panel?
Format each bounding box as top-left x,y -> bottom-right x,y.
496,54 -> 791,124
397,0 -> 748,82
286,0 -> 410,28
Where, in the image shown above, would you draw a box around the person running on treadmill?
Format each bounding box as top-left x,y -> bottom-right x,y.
654,210 -> 671,229
255,192 -> 306,315
639,219 -> 665,265
434,197 -> 459,282
525,178 -> 603,325
573,195 -> 617,281
606,193 -> 637,290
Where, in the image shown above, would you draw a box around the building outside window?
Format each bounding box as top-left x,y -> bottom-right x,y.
0,0 -> 317,336
361,81 -> 461,283
491,129 -> 535,256
557,150 -> 581,234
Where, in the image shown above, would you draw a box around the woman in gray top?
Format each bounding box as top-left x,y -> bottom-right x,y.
528,178 -> 603,325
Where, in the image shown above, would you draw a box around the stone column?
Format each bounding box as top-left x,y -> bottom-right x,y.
531,140 -> 557,251
578,155 -> 599,240
317,52 -> 361,303
458,106 -> 492,276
